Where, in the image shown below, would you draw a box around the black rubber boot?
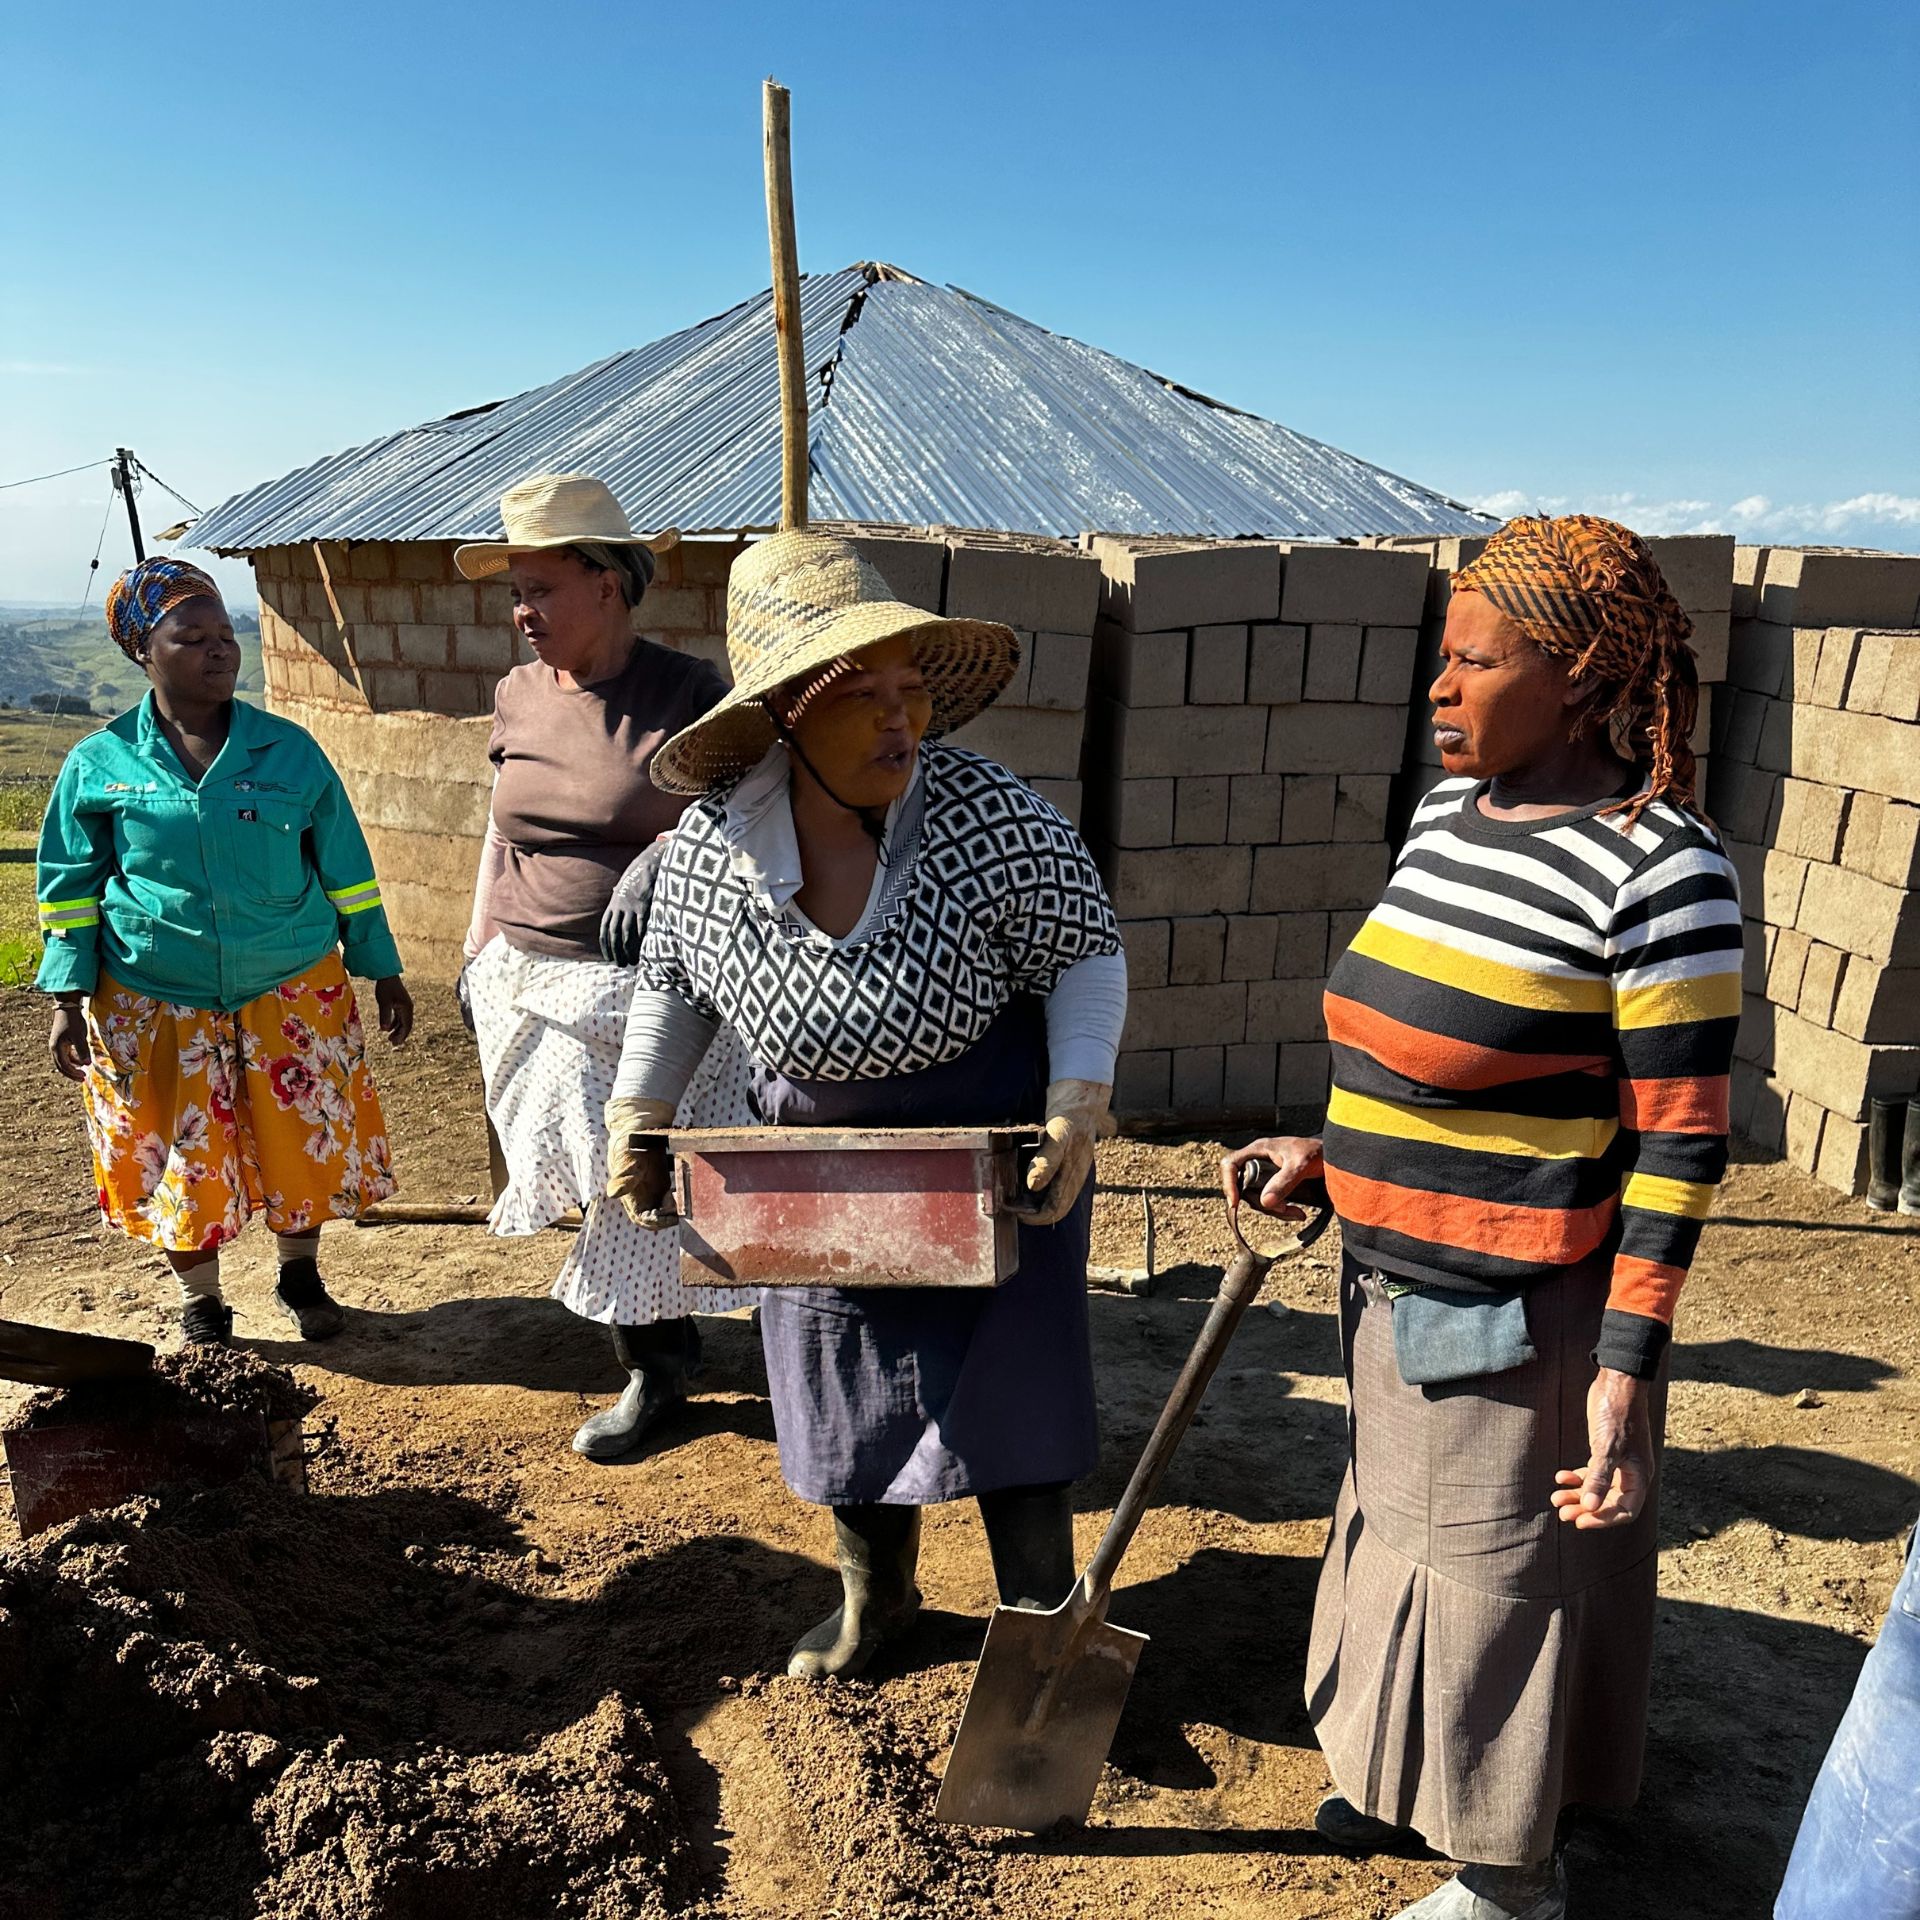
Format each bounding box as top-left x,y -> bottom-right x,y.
1315,1792 -> 1438,1858
274,1257 -> 346,1340
978,1481 -> 1078,1611
179,1295 -> 233,1346
1902,1097 -> 1920,1217
787,1504 -> 922,1680
571,1318 -> 695,1461
1868,1098 -> 1904,1210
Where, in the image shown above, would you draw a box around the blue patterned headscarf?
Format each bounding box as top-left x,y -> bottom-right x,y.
105,558 -> 224,660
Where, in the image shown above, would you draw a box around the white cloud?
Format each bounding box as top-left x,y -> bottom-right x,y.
1466,489 -> 1920,552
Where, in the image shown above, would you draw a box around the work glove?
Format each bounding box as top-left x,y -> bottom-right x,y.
599,837 -> 670,969
454,960 -> 476,1034
1021,1078 -> 1112,1227
604,1095 -> 679,1230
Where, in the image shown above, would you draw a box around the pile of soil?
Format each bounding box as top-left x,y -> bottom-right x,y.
0,1476 -> 695,1920
7,1345 -> 320,1432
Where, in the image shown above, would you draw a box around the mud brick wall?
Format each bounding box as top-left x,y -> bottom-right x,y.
1708,547 -> 1920,1192
1366,533 -> 1733,848
249,528 -> 1097,979
1082,537 -> 1430,1127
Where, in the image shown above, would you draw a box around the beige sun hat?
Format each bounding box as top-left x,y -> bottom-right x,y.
650,528 -> 1019,795
453,473 -> 680,580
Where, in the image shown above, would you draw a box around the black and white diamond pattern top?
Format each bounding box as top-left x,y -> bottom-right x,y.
638,744 -> 1121,1083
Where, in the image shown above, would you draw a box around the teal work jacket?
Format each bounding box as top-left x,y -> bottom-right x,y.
35,695 -> 403,1011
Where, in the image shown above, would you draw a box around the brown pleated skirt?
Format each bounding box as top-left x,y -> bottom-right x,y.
1304,1254 -> 1668,1866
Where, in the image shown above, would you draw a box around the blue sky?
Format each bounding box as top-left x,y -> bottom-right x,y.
2,0 -> 1915,604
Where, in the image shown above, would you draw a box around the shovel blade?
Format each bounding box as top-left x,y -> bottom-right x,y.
3,1412 -> 268,1536
934,1602 -> 1149,1832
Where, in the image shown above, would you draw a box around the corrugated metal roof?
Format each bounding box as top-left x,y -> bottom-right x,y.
187,265 -> 1493,552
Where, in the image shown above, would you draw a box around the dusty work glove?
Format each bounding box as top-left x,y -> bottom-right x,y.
1021,1079 -> 1112,1227
599,837 -> 670,969
605,1095 -> 679,1230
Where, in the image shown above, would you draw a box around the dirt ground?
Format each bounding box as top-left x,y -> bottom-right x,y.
2,981 -> 1917,1918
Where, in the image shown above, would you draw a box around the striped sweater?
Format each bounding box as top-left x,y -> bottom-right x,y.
1323,775 -> 1743,1378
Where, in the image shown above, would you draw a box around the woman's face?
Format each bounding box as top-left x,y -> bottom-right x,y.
141,595 -> 241,708
1429,592 -> 1591,780
505,550 -> 628,672
781,635 -> 932,811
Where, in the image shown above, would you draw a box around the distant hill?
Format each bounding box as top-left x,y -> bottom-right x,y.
0,604 -> 263,715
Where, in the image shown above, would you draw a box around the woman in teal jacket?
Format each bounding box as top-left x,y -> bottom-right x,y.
37,558 -> 412,1344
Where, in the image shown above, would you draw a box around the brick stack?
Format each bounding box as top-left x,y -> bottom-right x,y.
1366,533 -> 1733,847
831,524 -> 1101,828
1080,538 -> 1429,1125
1708,547 -> 1920,1191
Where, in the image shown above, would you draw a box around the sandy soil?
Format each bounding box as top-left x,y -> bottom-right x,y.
3,981 -> 1917,1918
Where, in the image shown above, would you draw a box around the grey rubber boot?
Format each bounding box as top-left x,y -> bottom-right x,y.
787,1504 -> 923,1680
1315,1793 -> 1436,1858
1867,1098 -> 1904,1210
1902,1098 -> 1920,1217
978,1482 -> 1078,1610
1394,1858 -> 1566,1920
572,1318 -> 696,1461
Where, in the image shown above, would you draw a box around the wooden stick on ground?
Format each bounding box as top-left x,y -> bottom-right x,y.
763,78 -> 808,531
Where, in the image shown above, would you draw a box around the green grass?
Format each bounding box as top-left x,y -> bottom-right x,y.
0,865 -> 40,988
0,711 -> 100,781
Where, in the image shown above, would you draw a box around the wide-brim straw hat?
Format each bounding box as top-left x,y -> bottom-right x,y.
650,528 -> 1019,795
454,473 -> 680,579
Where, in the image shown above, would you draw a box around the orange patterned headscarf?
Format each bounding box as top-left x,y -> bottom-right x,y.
1452,514 -> 1698,827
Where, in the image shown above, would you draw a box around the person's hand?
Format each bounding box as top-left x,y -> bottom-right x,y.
1021,1079 -> 1111,1227
454,961 -> 476,1034
1220,1135 -> 1323,1218
599,837 -> 670,969
374,977 -> 414,1047
1551,1368 -> 1655,1529
49,1000 -> 90,1081
605,1095 -> 679,1229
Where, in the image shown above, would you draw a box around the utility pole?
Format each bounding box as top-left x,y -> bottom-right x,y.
112,448 -> 145,563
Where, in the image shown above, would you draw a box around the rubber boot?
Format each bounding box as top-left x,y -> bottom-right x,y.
1902,1098 -> 1920,1217
1867,1098 -> 1905,1210
571,1318 -> 695,1462
977,1482 -> 1078,1611
274,1257 -> 346,1340
787,1504 -> 922,1680
1395,1856 -> 1566,1920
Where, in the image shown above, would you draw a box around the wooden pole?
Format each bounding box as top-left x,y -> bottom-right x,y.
763,78 -> 807,531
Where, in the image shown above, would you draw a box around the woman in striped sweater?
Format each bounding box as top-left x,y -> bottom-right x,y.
1227,517 -> 1742,1920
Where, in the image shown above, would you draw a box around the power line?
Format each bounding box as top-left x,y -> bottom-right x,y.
130,456 -> 201,516
0,458 -> 110,493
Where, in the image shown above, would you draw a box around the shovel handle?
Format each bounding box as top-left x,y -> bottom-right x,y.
1079,1240 -> 1273,1612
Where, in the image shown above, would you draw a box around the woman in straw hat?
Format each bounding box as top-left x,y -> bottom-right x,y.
456,474 -> 755,1462
604,528 -> 1129,1679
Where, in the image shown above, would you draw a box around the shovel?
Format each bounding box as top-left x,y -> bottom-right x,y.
0,1317 -> 154,1390
935,1169 -> 1330,1832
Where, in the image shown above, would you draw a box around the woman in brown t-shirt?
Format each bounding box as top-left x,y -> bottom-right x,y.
456,475 -> 754,1461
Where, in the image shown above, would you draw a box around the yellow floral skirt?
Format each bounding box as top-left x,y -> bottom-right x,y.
81,953 -> 398,1252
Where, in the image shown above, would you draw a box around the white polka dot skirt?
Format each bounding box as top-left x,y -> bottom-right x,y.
468,935 -> 753,1326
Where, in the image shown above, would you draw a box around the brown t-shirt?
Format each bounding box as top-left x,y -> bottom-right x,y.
487,640 -> 727,960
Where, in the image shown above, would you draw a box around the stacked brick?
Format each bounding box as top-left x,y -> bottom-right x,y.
1081,538 -> 1429,1124
1365,533 -> 1733,846
837,524 -> 1101,828
1707,547 -> 1920,1192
